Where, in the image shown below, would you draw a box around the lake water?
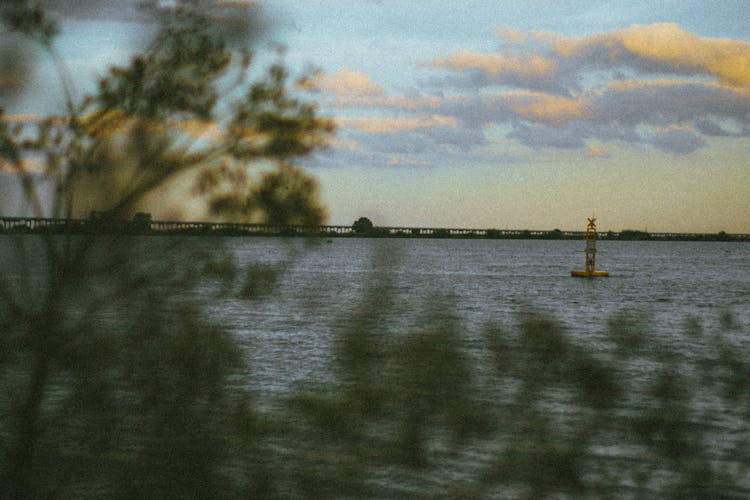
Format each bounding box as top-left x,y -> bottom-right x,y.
202,237 -> 750,401
223,237 -> 749,496
3,235 -> 747,400
3,235 -> 749,496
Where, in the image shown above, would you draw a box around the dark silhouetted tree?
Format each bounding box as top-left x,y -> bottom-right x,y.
352,216 -> 374,234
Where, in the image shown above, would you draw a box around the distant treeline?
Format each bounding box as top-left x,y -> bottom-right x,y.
0,214 -> 747,242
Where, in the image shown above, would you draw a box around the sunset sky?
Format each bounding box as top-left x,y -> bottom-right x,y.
3,0 -> 750,233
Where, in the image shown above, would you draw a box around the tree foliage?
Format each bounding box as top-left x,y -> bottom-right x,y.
1,0 -> 334,223
0,2 -> 331,497
352,216 -> 374,234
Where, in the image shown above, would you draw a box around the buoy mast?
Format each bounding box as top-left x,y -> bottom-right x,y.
571,217 -> 609,277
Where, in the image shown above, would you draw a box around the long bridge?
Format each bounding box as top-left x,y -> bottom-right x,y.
0,216 -> 747,241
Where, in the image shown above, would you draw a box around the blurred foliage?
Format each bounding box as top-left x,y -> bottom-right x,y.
1,0 -> 333,223
0,2 -> 58,45
206,163 -> 327,226
1,2 -> 749,499
0,1 -> 328,498
273,292 -> 749,498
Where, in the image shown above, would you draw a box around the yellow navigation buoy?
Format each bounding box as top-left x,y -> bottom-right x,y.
571,217 -> 609,277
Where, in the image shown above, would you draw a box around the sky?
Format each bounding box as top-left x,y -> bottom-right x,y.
2,0 -> 750,233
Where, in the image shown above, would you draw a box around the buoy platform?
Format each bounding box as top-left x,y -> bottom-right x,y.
571,269 -> 609,278
571,217 -> 609,278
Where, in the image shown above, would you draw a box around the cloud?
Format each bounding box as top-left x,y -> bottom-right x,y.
362,125 -> 486,156
593,80 -> 750,127
387,155 -> 428,167
495,26 -> 529,44
427,50 -> 567,94
428,23 -> 750,95
437,27 -> 749,152
586,144 -> 611,158
314,23 -> 750,167
432,51 -> 556,79
554,23 -> 750,88
330,92 -> 442,110
507,122 -> 587,150
509,92 -> 590,125
694,118 -> 737,137
336,114 -> 456,133
648,125 -> 707,155
301,68 -> 385,98
309,114 -> 486,168
328,137 -> 361,153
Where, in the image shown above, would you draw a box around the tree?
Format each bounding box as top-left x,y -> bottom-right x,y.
1,0 -> 334,223
352,216 -> 374,234
0,1 -> 333,497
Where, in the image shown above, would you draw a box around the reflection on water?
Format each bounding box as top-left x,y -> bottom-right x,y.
1,235 -> 748,497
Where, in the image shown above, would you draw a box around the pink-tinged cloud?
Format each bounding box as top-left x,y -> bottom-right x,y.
387,156 -> 428,166
337,115 -> 457,133
301,68 -> 385,98
495,26 -> 529,44
330,93 -> 442,111
317,24 -> 750,164
554,23 -> 750,88
509,92 -> 591,125
432,51 -> 556,80
427,23 -> 750,96
431,81 -> 748,151
586,144 -> 610,158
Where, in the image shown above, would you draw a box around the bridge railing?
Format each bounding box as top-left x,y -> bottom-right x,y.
0,216 -> 748,241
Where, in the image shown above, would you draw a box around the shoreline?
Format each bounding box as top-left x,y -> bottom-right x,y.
1,217 -> 747,242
